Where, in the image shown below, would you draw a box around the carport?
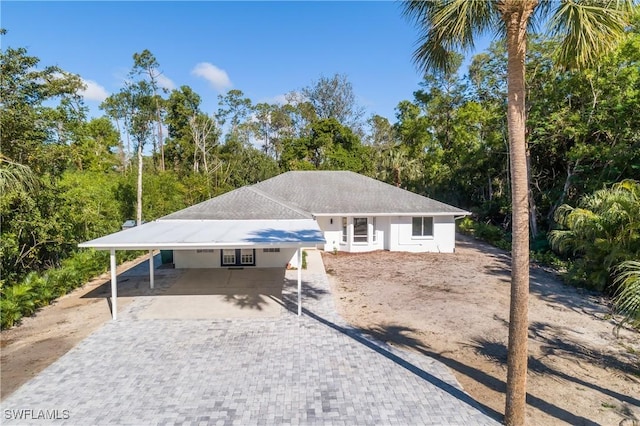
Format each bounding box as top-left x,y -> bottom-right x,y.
79,219 -> 325,320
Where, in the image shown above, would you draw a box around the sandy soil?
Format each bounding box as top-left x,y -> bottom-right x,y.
322,235 -> 640,425
0,255 -> 159,400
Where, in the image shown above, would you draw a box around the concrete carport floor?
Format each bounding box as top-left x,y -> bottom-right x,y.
138,268 -> 287,319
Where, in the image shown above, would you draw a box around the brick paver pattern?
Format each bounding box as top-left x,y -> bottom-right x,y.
1,251 -> 500,425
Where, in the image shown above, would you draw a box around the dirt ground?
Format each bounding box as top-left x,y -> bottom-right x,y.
322,235 -> 640,426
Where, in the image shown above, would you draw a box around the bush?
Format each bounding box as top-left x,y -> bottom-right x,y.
0,249 -> 144,330
458,217 -> 511,250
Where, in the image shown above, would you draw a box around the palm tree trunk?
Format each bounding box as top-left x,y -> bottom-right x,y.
136,142 -> 143,226
499,1 -> 537,424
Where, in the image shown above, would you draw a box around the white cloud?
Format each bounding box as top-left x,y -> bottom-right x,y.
79,79 -> 109,102
156,74 -> 176,91
191,62 -> 232,92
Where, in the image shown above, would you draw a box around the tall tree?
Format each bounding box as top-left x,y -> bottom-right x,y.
131,49 -> 166,171
402,1 -> 634,424
120,80 -> 155,225
302,73 -> 365,131
164,85 -> 201,172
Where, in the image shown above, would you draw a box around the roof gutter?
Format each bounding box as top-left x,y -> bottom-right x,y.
312,212 -> 471,217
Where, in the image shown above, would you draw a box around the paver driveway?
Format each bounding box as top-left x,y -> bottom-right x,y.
1,251 -> 500,425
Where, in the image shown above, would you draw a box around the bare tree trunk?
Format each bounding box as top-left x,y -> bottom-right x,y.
499,1 -> 537,425
156,112 -> 165,171
125,131 -> 131,171
547,160 -> 578,224
136,142 -> 143,226
113,118 -> 126,173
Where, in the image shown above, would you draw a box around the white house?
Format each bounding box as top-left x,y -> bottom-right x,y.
79,170 -> 469,319
250,170 -> 470,255
81,171 -> 469,270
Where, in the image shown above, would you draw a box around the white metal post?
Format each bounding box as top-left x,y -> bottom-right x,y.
110,249 -> 117,320
149,250 -> 154,289
297,248 -> 302,316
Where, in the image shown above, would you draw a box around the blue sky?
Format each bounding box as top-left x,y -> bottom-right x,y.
3,1 -> 492,123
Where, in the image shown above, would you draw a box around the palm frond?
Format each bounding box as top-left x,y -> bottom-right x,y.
0,155 -> 38,194
613,260 -> 640,324
548,0 -> 634,69
402,0 -> 499,73
548,229 -> 578,254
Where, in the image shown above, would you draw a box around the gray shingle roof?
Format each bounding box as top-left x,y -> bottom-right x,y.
161,186 -> 311,220
252,171 -> 469,215
163,171 -> 468,220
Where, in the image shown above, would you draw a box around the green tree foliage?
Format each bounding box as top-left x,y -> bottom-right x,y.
280,118 -> 372,174
613,260 -> 640,327
550,180 -> 640,291
302,73 -> 365,130
0,43 -> 85,174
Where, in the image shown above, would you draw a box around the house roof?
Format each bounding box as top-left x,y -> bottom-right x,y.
252,170 -> 469,216
79,171 -> 466,251
162,186 -> 311,220
79,219 -> 325,250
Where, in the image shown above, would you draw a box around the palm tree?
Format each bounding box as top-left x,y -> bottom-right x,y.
379,145 -> 422,188
614,260 -> 640,328
402,1 -> 633,424
550,180 -> 640,290
0,154 -> 37,194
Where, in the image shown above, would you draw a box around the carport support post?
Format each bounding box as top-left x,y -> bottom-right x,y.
149,250 -> 154,289
110,249 -> 117,320
297,248 -> 302,316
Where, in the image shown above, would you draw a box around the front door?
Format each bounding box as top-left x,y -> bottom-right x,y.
221,249 -> 256,267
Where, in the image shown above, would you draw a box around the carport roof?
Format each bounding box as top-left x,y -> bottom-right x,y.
79,219 -> 325,250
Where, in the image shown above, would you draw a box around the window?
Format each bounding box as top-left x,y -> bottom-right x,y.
353,218 -> 368,243
196,249 -> 215,253
221,249 -> 256,266
263,248 -> 280,253
240,249 -> 254,265
412,217 -> 433,237
222,249 -> 236,265
372,217 -> 377,243
341,217 -> 347,243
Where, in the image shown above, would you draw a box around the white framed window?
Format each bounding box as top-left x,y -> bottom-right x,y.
263,248 -> 280,253
412,217 -> 433,237
341,217 -> 347,243
222,249 -> 236,265
353,218 -> 368,243
240,249 -> 254,265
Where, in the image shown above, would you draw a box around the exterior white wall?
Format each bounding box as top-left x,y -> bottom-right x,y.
256,248 -> 297,268
316,216 -> 343,252
388,215 -> 456,253
174,248 -> 298,269
174,249 -> 220,268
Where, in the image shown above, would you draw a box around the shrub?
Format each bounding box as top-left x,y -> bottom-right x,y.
458,217 -> 511,250
0,249 -> 144,330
